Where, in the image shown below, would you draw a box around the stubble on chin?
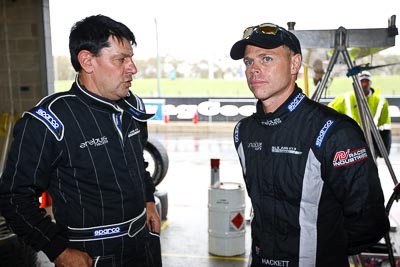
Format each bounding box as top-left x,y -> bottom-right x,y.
250,86 -> 267,101
114,87 -> 130,100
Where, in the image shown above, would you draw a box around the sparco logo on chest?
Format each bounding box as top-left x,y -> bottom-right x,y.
287,93 -> 305,112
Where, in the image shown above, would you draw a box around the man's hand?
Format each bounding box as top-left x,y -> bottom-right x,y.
146,201 -> 161,233
54,248 -> 93,267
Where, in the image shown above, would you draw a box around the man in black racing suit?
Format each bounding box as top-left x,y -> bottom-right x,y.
0,15 -> 161,267
230,22 -> 389,267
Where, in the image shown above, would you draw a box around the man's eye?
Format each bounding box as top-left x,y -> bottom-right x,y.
244,60 -> 253,66
263,56 -> 272,63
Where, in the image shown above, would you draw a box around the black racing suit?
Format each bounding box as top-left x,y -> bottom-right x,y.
0,80 -> 160,266
233,86 -> 389,267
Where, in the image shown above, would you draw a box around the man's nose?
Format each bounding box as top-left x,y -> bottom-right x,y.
127,58 -> 137,75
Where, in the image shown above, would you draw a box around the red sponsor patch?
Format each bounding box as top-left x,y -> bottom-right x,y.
333,147 -> 368,168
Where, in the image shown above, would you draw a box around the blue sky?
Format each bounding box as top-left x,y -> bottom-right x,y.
49,0 -> 400,60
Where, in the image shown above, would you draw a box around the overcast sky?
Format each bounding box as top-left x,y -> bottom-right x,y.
49,0 -> 400,61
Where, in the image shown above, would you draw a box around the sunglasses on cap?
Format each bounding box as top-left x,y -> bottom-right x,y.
242,23 -> 300,54
243,23 -> 284,39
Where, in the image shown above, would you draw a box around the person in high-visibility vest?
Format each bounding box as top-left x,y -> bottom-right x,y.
328,71 -> 392,157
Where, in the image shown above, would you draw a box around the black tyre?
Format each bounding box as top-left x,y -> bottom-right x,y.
154,190 -> 168,220
144,138 -> 169,186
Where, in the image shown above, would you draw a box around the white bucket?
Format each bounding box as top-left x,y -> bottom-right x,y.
208,182 -> 246,256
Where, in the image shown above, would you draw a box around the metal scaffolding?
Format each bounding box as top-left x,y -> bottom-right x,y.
290,15 -> 398,186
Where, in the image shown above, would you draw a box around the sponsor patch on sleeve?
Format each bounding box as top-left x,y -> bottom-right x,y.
315,119 -> 334,148
332,147 -> 368,168
234,121 -> 241,144
30,107 -> 64,141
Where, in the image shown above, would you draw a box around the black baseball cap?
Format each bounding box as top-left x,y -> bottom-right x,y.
230,23 -> 302,60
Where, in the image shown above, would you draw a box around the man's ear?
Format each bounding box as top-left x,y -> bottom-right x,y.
291,54 -> 302,74
77,50 -> 94,73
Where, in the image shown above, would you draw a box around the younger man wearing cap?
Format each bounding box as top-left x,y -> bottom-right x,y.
329,71 -> 392,158
231,23 -> 389,267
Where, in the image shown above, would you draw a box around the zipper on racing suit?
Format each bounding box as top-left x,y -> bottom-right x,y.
113,107 -> 124,141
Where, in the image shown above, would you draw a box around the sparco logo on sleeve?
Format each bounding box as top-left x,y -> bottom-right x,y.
234,122 -> 241,144
315,120 -> 334,147
333,147 -> 368,167
35,107 -> 60,130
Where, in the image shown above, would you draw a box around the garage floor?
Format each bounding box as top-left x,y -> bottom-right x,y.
155,131 -> 251,267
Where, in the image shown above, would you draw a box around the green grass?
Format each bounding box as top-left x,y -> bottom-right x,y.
54,75 -> 400,98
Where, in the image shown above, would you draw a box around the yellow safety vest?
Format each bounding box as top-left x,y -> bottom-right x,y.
328,89 -> 391,131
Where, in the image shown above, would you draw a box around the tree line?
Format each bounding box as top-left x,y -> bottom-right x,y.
53,53 -> 400,81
